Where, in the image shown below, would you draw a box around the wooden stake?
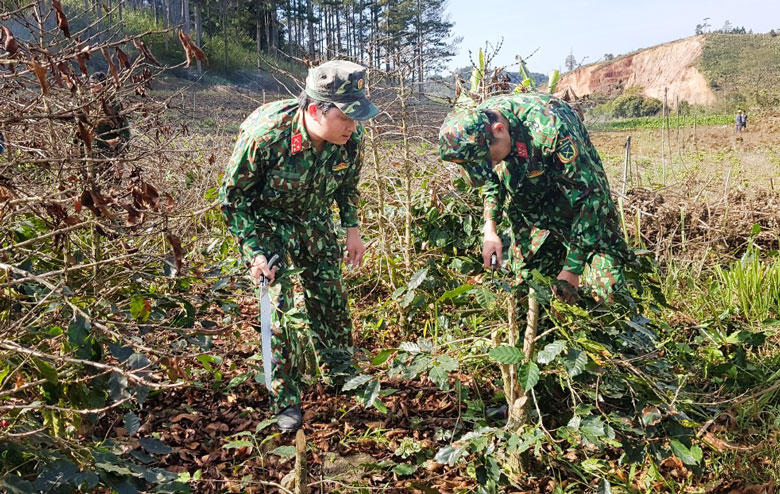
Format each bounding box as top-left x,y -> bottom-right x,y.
294,429 -> 308,494
622,135 -> 632,195
661,88 -> 667,186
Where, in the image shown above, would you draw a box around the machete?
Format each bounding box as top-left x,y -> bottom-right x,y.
259,253 -> 280,392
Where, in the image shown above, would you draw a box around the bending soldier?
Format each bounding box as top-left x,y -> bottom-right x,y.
439,92 -> 633,303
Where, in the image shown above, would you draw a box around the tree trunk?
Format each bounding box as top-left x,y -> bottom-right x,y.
183,0 -> 190,34
306,0 -> 314,57
256,18 -> 262,68
266,10 -> 273,57
195,0 -> 203,73
416,0 -> 423,92
163,0 -> 170,51
223,0 -> 228,74
336,6 -> 341,55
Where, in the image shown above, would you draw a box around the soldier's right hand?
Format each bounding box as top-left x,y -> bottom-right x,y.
482,232 -> 503,270
250,255 -> 277,284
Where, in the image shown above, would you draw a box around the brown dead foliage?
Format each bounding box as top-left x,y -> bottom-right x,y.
51,0 -> 70,38
623,187 -> 780,260
177,30 -> 207,68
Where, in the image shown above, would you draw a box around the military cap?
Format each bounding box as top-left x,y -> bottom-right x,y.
305,60 -> 379,121
438,107 -> 495,186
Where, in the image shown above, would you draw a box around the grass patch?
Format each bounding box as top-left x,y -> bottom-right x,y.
588,113 -> 732,131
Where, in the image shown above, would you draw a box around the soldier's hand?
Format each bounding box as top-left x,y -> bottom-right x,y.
554,270 -> 580,304
482,232 -> 503,270
250,255 -> 277,284
345,227 -> 365,268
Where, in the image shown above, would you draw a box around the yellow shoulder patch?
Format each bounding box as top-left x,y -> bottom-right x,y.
333,162 -> 350,172
556,136 -> 579,164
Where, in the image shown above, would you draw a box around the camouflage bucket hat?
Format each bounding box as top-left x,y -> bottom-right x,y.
438,107 -> 494,187
305,60 -> 379,121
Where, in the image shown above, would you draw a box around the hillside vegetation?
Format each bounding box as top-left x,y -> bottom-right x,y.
699,33 -> 780,108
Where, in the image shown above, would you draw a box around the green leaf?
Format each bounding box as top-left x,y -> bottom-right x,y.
670,439 -> 700,466
489,346 -> 525,364
690,444 -> 703,462
373,399 -> 388,414
517,361 -> 540,391
130,296 -> 150,322
197,354 -> 221,372
392,463 -> 419,476
428,365 -> 449,390
472,286 -> 496,309
399,341 -> 421,354
437,355 -> 458,372
270,445 -> 296,458
0,477 -> 35,494
342,374 -> 372,391
124,411 -> 140,436
400,289 -> 416,308
139,437 -> 172,455
564,349 -> 588,377
223,440 -> 253,449
536,340 -> 566,364
407,268 -> 428,290
596,479 -> 612,494
434,444 -> 467,466
371,349 -> 395,366
437,284 -> 473,302
255,418 -> 276,432
32,357 -> 58,385
68,314 -> 91,350
359,379 -> 381,407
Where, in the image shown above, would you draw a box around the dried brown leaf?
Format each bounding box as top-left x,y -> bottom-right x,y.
48,57 -> 62,87
75,54 -> 88,77
115,46 -> 131,70
51,0 -> 70,38
177,30 -> 207,67
166,232 -> 184,274
132,39 -> 161,67
101,47 -> 119,87
76,120 -> 92,150
171,413 -> 199,424
30,60 -> 49,94
122,203 -> 143,226
1,27 -> 19,57
57,61 -> 75,89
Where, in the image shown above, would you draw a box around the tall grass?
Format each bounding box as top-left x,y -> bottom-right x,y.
711,245 -> 780,323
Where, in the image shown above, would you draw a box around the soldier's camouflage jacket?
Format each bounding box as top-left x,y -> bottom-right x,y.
440,92 -> 630,276
219,99 -> 363,263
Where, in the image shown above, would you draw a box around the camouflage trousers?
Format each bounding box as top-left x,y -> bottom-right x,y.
507,227 -> 624,301
254,216 -> 353,412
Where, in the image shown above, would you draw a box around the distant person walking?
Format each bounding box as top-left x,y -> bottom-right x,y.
735,109 -> 747,133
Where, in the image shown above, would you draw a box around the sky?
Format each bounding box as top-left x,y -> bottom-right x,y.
444,0 -> 780,76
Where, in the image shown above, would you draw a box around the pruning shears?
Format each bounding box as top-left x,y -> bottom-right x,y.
490,252 -> 498,288
259,254 -> 280,392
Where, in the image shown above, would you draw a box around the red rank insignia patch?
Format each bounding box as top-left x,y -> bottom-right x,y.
515,142 -> 529,158
291,133 -> 303,154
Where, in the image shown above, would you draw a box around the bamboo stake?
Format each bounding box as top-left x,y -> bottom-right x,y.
622,135 -> 631,195
661,88 -> 667,186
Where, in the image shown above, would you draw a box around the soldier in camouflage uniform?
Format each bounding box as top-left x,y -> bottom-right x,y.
439,92 -> 632,302
220,61 -> 378,432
